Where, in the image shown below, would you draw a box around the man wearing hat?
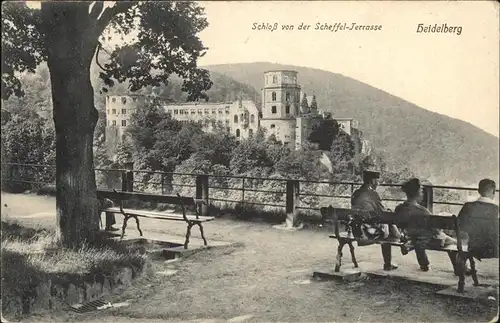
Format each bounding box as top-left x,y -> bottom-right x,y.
351,170 -> 401,270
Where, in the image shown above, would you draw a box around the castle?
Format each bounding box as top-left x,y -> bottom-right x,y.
105,70 -> 363,153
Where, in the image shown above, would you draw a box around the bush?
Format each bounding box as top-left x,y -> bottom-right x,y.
1,218 -> 149,317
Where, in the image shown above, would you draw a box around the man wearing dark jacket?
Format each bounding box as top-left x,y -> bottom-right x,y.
351,170 -> 400,270
456,179 -> 499,261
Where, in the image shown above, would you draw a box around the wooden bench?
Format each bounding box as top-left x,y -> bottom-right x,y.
97,190 -> 215,249
320,206 -> 477,293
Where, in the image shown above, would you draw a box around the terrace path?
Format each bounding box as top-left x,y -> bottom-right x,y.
2,193 -> 498,323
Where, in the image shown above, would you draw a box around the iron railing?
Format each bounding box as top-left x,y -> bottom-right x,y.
2,162 -> 499,216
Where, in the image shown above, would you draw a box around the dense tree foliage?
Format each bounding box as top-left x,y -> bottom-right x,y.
308,116 -> 340,151
2,1 -> 213,247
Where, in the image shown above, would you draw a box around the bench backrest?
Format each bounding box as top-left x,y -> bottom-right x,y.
97,189 -> 207,220
320,206 -> 464,250
97,189 -> 204,206
320,206 -> 457,230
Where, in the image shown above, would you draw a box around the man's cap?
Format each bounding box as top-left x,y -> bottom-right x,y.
402,178 -> 421,195
363,170 -> 381,180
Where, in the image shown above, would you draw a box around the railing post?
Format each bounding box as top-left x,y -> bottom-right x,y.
241,177 -> 245,205
8,164 -> 14,182
422,185 -> 434,213
121,162 -> 134,192
196,174 -> 209,216
286,179 -> 300,227
121,171 -> 127,192
161,173 -> 165,195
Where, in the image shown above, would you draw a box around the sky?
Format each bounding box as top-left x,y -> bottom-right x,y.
24,1 -> 499,136
196,1 -> 499,137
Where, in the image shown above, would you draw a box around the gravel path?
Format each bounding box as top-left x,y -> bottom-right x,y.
2,193 -> 498,323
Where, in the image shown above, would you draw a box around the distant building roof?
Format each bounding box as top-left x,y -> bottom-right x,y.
263,70 -> 298,74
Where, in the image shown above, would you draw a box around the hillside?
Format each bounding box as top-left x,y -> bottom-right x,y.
204,62 -> 499,186
90,57 -> 260,107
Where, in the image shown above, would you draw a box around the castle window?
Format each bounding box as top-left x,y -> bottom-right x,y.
273,75 -> 277,83
122,97 -> 127,104
204,109 -> 209,114
250,114 -> 255,123
112,97 -> 116,103
234,115 -> 238,123
226,119 -> 230,124
227,127 -> 231,133
122,109 -> 126,114
270,124 -> 275,129
219,109 -> 223,114
112,109 -> 116,114
174,109 -> 178,114
271,91 -> 276,101
271,106 -> 277,114
285,105 -> 290,114
212,110 -> 216,114
191,110 -> 196,115
133,97 -> 137,102
198,109 -> 202,114
122,120 -> 127,127
112,120 -> 116,126
286,92 -> 290,101
249,129 -> 253,137
236,129 -> 240,137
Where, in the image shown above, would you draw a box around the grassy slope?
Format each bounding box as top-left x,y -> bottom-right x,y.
204,62 -> 499,186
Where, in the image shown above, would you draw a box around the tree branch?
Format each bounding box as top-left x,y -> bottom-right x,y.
89,1 -> 104,20
94,2 -> 135,38
95,42 -> 112,72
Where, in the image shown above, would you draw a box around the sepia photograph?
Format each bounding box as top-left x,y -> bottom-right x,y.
1,1 -> 499,322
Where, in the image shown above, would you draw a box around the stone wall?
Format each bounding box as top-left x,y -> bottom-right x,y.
2,262 -> 151,319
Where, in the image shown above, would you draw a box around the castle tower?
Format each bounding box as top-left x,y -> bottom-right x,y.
105,94 -> 143,154
309,94 -> 318,115
260,70 -> 301,147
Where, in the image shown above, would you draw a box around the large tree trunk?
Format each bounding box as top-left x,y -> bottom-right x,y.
42,3 -> 100,247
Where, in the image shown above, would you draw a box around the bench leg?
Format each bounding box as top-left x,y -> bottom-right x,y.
334,239 -> 347,272
347,240 -> 358,268
184,222 -> 195,249
133,216 -> 143,237
468,255 -> 479,286
197,223 -> 208,246
457,252 -> 467,293
120,215 -> 131,240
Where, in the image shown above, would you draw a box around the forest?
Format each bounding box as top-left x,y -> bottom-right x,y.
2,64 -> 466,217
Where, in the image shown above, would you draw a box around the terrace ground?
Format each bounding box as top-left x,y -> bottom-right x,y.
1,193 -> 499,323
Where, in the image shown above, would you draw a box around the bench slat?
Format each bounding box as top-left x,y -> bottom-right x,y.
102,207 -> 214,222
97,190 -> 199,206
320,207 -> 457,230
328,233 -> 469,252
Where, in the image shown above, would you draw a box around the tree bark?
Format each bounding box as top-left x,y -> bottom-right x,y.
42,3 -> 100,247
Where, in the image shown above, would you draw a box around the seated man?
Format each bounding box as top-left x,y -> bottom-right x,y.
351,170 -> 401,271
395,178 -> 457,272
457,179 -> 499,261
98,198 -> 119,231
